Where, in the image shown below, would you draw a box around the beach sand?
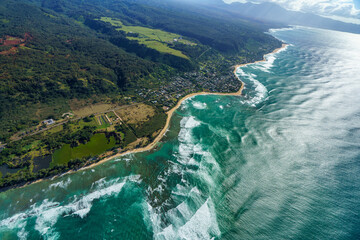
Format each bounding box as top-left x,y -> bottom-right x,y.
87,44 -> 288,169
17,43 -> 288,188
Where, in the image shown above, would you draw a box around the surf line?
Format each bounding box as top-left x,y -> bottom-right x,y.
18,43 -> 288,189
85,44 -> 288,169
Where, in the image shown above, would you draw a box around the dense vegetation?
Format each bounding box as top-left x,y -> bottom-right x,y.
0,0 -> 282,189
0,1 -> 169,140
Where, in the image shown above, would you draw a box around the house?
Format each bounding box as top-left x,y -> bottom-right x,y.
43,119 -> 55,125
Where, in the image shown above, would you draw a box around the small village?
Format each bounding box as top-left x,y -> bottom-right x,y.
134,66 -> 242,109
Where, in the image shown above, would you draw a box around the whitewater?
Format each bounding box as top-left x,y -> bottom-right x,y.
1,26 -> 360,239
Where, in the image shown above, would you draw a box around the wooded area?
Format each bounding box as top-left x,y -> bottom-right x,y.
0,0 -> 282,189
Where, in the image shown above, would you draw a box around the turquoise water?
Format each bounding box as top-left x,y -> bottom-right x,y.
1,27 -> 360,239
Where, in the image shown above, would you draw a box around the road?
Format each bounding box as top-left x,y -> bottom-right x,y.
10,104 -> 139,142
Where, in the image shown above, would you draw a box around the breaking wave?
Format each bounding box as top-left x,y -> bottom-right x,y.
236,68 -> 268,107
235,44 -> 289,107
192,101 -> 207,110
48,178 -> 72,190
145,116 -> 221,239
0,176 -> 139,239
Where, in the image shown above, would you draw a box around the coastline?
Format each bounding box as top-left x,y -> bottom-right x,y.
87,44 -> 288,170
233,43 -> 288,70
13,43 -> 288,190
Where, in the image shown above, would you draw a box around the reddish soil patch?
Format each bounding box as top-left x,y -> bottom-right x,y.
1,36 -> 24,46
0,33 -> 33,55
0,46 -> 18,55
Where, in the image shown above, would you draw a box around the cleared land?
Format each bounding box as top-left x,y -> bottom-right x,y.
71,103 -> 113,118
116,103 -> 155,125
100,17 -> 195,59
0,33 -> 32,55
3,102 -> 160,174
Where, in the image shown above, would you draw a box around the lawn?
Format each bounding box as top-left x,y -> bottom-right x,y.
45,125 -> 63,135
22,140 -> 41,151
51,133 -> 116,167
70,116 -> 108,131
71,103 -> 113,118
0,19 -> 9,24
100,17 -> 195,59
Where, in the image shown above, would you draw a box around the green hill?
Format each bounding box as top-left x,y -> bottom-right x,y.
0,0 -> 282,189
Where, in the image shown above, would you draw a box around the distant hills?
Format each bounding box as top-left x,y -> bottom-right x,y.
226,1 -> 360,34
163,0 -> 360,34
168,0 -> 360,34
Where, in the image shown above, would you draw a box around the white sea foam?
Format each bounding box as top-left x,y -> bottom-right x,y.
176,198 -> 220,239
48,178 -> 72,190
268,26 -> 299,33
236,67 -> 268,107
192,101 -> 207,110
178,116 -> 201,145
236,68 -> 247,77
145,109 -> 222,239
149,197 -> 220,240
184,116 -> 201,129
187,157 -> 199,167
17,225 -> 28,240
0,176 -> 139,238
247,75 -> 268,107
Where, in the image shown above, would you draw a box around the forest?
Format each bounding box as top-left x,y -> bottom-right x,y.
0,0 -> 282,189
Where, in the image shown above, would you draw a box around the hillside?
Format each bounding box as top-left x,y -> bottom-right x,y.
0,0 -> 282,189
216,1 -> 360,34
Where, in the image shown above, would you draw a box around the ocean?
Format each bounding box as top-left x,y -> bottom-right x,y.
0,26 -> 360,239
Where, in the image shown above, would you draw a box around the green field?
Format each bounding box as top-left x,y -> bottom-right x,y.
22,140 -> 41,151
96,115 -> 111,129
0,18 -> 9,24
100,17 -> 195,59
69,115 -> 109,132
45,125 -> 63,135
51,133 -> 116,167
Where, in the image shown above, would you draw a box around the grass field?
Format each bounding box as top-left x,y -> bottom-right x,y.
71,103 -> 113,118
0,19 -> 9,24
116,103 -> 155,125
22,140 -> 41,151
45,125 -> 63,135
51,133 -> 116,167
100,17 -> 195,59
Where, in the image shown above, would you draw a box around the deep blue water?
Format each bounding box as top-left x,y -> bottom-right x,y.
0,26 -> 360,239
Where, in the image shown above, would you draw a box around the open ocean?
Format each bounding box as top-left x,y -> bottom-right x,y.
1,26 -> 360,239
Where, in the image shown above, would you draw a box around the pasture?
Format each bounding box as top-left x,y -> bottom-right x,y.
100,17 -> 195,59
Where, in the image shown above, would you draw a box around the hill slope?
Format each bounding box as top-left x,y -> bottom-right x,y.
0,0 -> 283,189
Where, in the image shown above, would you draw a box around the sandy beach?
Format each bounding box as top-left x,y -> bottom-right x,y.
15,43 -> 288,188
88,43 -> 288,169
233,44 -> 288,70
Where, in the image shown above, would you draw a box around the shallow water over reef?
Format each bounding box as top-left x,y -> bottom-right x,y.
1,27 -> 360,239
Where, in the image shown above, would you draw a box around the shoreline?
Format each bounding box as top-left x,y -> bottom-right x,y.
233,43 -> 288,70
82,87 -> 245,171
86,44 -> 288,170
13,43 -> 288,190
